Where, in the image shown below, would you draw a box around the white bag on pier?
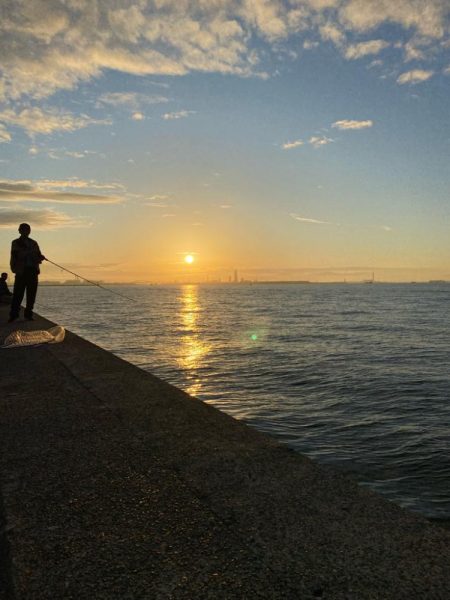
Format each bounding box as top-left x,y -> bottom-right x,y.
2,326 -> 65,348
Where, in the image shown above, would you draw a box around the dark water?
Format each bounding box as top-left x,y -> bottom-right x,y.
38,283 -> 450,520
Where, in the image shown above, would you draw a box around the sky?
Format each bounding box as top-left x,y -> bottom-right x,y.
1,0 -> 450,283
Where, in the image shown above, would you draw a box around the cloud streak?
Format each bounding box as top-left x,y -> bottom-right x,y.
162,110 -> 195,120
309,135 -> 334,148
0,179 -> 122,204
282,139 -> 304,150
98,92 -> 169,109
0,206 -> 90,229
332,119 -> 373,130
0,107 -> 110,137
290,213 -> 331,224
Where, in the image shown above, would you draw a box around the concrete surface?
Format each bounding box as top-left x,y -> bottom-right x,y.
1,304 -> 450,599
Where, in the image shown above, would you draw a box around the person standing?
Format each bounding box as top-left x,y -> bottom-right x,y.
9,223 -> 45,322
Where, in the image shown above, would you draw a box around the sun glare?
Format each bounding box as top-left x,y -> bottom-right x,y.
184,254 -> 194,264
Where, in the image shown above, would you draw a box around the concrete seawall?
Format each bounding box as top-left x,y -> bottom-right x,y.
1,305 -> 450,599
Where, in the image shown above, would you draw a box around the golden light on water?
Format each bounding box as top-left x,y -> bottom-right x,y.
184,254 -> 194,264
178,284 -> 210,396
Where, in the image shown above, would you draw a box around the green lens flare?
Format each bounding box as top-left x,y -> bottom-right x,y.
250,333 -> 258,341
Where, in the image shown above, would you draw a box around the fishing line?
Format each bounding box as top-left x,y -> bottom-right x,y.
44,258 -> 137,303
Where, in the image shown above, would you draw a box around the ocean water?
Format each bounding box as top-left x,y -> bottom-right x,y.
37,283 -> 450,520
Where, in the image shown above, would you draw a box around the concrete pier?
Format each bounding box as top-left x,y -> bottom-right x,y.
1,305 -> 450,599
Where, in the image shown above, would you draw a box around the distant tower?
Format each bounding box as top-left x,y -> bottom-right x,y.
234,269 -> 238,283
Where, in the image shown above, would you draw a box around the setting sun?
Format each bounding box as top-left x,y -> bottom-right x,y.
184,254 -> 194,264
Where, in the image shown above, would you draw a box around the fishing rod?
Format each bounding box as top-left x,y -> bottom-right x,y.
44,258 -> 137,303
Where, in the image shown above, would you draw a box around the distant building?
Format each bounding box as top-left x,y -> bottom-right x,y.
234,269 -> 238,283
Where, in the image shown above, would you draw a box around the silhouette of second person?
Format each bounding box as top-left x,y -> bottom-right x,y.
9,223 -> 45,322
0,272 -> 12,304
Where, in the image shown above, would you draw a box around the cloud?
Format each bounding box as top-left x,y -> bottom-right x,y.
319,23 -> 346,46
37,179 -> 124,191
381,225 -> 392,231
397,69 -> 434,84
0,206 -> 90,229
303,40 -> 319,50
345,39 -> 389,59
443,65 -> 450,75
97,92 -> 168,109
332,119 -> 373,130
403,40 -> 428,62
0,107 -> 110,137
282,139 -> 304,149
162,110 -> 195,120
339,0 -> 448,39
0,179 -> 122,204
145,194 -> 170,207
0,2 -> 262,103
0,124 -> 11,143
37,148 -> 104,160
309,135 -> 334,148
147,194 -> 170,201
131,112 -> 145,121
64,150 -> 92,158
290,213 -> 331,224
0,0 -> 448,108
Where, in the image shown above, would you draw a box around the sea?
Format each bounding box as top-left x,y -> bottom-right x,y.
37,283 -> 450,521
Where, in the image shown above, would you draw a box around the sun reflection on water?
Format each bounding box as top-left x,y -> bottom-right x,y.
178,284 -> 211,396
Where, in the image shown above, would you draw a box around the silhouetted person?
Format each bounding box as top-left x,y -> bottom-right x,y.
9,223 -> 45,322
0,272 -> 12,304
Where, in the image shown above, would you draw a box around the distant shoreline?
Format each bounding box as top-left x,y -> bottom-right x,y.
39,280 -> 450,286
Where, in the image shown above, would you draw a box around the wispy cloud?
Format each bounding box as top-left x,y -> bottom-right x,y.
397,69 -> 434,85
290,213 -> 331,225
37,179 -> 124,191
144,194 -> 170,207
309,135 -> 334,148
131,112 -> 145,121
345,40 -> 389,60
162,110 -> 195,120
0,124 -> 11,143
97,92 -> 168,109
147,194 -> 170,201
146,202 -> 169,208
282,139 -> 304,150
332,119 -> 373,130
0,206 -> 90,229
0,179 -> 122,204
0,107 -> 110,137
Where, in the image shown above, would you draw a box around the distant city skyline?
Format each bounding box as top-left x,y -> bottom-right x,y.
1,1 -> 450,283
